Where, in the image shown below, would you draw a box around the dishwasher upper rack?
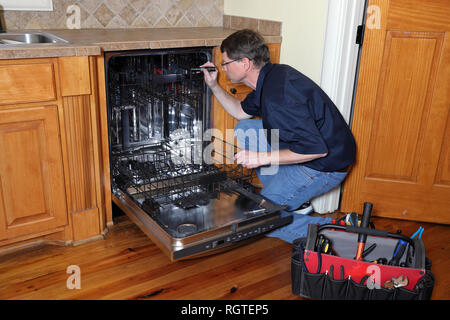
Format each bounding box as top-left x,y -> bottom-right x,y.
109,72 -> 205,108
108,77 -> 206,151
111,142 -> 255,207
107,55 -> 207,112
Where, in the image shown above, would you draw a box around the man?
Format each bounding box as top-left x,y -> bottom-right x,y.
201,29 -> 356,215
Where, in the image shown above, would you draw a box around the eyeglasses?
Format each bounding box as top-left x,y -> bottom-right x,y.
220,58 -> 242,67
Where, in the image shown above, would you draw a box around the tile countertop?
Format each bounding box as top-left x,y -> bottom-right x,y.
0,27 -> 282,60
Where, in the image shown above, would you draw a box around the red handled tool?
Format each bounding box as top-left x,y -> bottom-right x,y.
355,202 -> 373,260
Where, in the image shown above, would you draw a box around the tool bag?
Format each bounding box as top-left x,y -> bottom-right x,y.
291,223 -> 435,300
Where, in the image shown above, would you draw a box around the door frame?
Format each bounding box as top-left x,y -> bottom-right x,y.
312,0 -> 367,213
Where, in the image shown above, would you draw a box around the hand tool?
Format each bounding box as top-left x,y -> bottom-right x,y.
345,214 -> 351,225
327,264 -> 345,282
297,241 -> 309,273
403,226 -> 423,267
361,243 -> 377,259
393,275 -> 408,288
351,212 -> 358,226
359,274 -> 380,289
388,239 -> 408,266
411,226 -> 424,239
355,202 -> 373,260
329,265 -> 334,280
316,239 -> 323,273
372,257 -> 387,265
360,274 -> 370,286
332,216 -> 346,226
316,235 -> 336,255
385,275 -> 408,289
315,234 -> 333,273
384,279 -> 395,289
191,66 -> 217,72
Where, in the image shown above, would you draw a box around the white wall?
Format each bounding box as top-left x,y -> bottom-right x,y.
224,0 -> 329,82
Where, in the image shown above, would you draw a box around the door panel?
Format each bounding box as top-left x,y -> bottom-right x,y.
341,0 -> 450,223
365,31 -> 444,182
0,106 -> 68,239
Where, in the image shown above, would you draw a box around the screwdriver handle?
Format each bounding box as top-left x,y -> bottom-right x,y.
389,240 -> 408,266
358,202 -> 373,243
191,67 -> 217,72
355,202 -> 373,260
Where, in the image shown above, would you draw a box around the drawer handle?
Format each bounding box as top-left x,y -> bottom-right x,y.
229,88 -> 237,94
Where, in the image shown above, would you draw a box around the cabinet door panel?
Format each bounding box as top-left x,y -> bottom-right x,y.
0,62 -> 56,105
0,106 -> 67,239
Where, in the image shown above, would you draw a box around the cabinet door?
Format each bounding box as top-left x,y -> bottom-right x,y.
0,106 -> 68,240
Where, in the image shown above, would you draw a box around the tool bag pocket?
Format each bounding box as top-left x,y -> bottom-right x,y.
292,238 -> 326,299
345,277 -> 370,300
291,225 -> 435,300
323,277 -> 348,300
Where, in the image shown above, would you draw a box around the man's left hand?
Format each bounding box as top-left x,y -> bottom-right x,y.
234,150 -> 271,168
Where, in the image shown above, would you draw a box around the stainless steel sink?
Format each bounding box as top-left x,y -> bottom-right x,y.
0,32 -> 69,45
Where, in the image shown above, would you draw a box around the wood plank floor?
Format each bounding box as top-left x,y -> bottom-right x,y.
0,213 -> 449,300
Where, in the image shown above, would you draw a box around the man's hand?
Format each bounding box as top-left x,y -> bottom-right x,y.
234,150 -> 271,168
200,62 -> 218,90
234,149 -> 328,168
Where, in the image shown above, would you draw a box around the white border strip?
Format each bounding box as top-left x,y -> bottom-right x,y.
0,0 -> 53,11
312,0 -> 365,214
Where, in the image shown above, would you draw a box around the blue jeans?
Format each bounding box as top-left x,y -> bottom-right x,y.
234,119 -> 348,211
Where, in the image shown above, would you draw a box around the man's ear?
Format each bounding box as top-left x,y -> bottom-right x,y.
242,57 -> 253,71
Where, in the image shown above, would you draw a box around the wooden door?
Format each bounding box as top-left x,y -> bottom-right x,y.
0,106 -> 68,239
341,0 -> 450,224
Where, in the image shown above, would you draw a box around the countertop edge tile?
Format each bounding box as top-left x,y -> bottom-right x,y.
0,46 -> 78,59
0,28 -> 282,59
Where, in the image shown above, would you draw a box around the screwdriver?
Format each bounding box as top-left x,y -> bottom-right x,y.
355,202 -> 373,260
389,240 -> 408,266
191,67 -> 217,72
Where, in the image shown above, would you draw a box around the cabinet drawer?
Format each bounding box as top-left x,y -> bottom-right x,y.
0,62 -> 56,105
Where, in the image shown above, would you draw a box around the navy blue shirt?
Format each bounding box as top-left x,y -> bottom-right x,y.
241,63 -> 356,172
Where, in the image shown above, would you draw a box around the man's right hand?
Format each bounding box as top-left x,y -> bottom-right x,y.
200,61 -> 218,90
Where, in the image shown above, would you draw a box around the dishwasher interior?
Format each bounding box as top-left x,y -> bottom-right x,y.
105,48 -> 292,260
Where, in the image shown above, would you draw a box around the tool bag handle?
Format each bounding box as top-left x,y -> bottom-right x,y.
318,224 -> 413,244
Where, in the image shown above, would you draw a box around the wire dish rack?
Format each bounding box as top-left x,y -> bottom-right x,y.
112,140 -> 255,211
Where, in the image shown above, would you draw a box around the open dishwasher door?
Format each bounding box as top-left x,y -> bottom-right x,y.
105,48 -> 292,261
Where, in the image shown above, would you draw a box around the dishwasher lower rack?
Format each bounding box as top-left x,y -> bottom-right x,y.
111,141 -> 255,209
110,141 -> 293,260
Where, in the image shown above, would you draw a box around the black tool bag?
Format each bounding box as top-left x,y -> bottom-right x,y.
291,223 -> 435,300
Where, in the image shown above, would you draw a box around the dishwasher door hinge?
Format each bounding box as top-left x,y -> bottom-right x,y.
356,24 -> 365,46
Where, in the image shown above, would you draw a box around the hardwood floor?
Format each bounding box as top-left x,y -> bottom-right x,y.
0,214 -> 449,300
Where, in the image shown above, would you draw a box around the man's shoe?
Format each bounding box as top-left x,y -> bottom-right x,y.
293,201 -> 313,215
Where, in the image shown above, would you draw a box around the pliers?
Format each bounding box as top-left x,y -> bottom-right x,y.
329,264 -> 345,280
411,226 -> 424,239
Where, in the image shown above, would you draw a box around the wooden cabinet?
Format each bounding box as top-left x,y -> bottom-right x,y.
57,56 -> 106,242
0,56 -> 106,251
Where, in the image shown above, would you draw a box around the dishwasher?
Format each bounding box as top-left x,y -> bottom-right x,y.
104,47 -> 293,261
